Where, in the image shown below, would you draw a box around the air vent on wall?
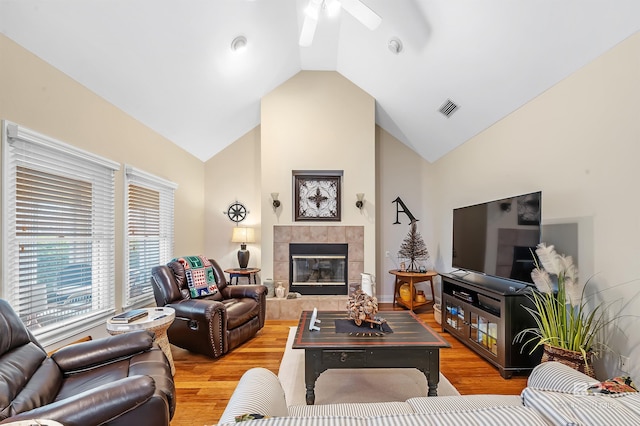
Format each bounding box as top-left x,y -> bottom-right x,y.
438,99 -> 459,118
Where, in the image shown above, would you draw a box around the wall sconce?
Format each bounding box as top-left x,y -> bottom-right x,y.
356,193 -> 365,209
271,192 -> 281,208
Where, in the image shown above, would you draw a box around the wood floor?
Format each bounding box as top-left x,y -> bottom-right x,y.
170,305 -> 528,425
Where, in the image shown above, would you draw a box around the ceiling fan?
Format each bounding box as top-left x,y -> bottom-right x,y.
299,0 -> 382,47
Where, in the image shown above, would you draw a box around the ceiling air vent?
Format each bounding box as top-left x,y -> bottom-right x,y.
438,99 -> 459,118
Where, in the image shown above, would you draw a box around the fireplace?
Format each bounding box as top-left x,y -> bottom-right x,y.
289,243 -> 348,295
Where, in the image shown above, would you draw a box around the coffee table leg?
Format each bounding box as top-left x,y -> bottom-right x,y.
304,350 -> 320,404
305,384 -> 315,405
423,349 -> 440,396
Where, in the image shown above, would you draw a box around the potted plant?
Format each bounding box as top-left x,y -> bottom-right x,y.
515,243 -> 607,377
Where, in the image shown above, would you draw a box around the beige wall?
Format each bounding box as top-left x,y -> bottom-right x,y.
260,71 -> 376,281
204,126 -> 262,269
431,31 -> 640,379
0,34 -> 205,345
376,127 -> 437,302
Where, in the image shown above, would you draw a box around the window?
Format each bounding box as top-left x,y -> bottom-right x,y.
2,121 -> 119,346
124,165 -> 176,308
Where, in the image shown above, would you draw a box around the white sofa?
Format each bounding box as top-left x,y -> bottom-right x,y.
217,362 -> 640,426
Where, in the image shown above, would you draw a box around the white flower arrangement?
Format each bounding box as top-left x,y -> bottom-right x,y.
515,243 -> 607,371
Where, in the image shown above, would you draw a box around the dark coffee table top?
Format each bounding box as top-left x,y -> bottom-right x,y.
292,310 -> 451,350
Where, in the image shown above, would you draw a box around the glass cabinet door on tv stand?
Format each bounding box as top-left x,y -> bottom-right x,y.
470,310 -> 498,356
444,299 -> 498,357
441,272 -> 541,379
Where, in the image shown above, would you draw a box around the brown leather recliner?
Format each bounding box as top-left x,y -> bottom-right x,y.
150,258 -> 267,358
0,299 -> 175,426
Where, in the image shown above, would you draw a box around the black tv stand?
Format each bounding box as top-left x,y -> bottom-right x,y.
449,269 -> 470,277
440,272 -> 541,378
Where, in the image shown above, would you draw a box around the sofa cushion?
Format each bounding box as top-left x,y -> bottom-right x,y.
172,256 -> 219,298
217,417 -> 366,426
522,387 -> 640,426
366,407 -> 549,426
288,402 -> 414,417
224,298 -> 262,329
1,357 -> 61,420
407,394 -> 523,413
0,343 -> 57,420
55,359 -> 130,401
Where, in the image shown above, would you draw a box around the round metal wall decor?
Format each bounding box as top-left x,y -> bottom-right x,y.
226,201 -> 248,223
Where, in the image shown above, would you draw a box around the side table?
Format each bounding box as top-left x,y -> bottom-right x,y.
389,270 -> 438,311
106,307 -> 176,375
224,267 -> 260,284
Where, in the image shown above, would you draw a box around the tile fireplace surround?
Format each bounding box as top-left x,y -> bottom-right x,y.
273,225 -> 364,287
269,225 -> 364,320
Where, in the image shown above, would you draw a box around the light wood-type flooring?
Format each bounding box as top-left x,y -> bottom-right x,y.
170,304 -> 528,425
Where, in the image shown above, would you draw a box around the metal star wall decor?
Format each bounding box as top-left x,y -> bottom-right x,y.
223,201 -> 249,223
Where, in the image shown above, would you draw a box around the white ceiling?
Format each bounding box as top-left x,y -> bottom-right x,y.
1,0 -> 639,163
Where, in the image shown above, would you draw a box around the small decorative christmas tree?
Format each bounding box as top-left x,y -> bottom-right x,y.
398,221 -> 430,272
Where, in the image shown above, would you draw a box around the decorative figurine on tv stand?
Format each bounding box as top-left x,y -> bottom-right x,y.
346,290 -> 386,329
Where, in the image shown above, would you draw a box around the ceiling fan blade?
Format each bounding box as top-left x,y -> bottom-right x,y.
339,0 -> 382,31
299,14 -> 318,47
299,0 -> 322,47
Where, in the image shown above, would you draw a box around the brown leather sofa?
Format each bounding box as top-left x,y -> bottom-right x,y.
151,258 -> 267,358
0,299 -> 175,426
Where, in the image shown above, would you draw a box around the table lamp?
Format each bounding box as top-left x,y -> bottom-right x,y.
231,227 -> 255,269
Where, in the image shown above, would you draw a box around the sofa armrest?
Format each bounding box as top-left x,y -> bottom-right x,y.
218,368 -> 289,424
527,361 -> 599,393
0,375 -> 155,426
222,284 -> 267,302
168,297 -> 226,319
52,330 -> 154,373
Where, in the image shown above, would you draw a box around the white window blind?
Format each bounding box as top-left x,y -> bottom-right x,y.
2,121 -> 119,346
124,165 -> 176,308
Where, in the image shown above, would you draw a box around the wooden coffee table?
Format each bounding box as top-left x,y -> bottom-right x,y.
293,310 -> 451,404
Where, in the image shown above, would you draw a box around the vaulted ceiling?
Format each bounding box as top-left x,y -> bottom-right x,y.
1,0 -> 639,162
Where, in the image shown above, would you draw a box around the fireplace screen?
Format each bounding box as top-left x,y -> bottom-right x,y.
289,243 -> 348,295
291,255 -> 346,285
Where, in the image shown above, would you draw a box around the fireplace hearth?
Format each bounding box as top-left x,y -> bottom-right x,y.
289,243 -> 348,295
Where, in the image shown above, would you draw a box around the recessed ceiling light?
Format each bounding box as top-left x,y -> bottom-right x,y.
231,35 -> 247,53
388,37 -> 403,54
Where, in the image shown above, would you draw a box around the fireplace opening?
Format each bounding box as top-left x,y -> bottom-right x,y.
289,243 -> 348,295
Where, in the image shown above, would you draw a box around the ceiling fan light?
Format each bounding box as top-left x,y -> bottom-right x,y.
231,35 -> 247,52
325,0 -> 341,17
388,37 -> 403,54
299,16 -> 318,47
340,0 -> 381,30
304,0 -> 322,20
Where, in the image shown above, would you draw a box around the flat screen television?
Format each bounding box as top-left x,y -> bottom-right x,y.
452,191 -> 541,284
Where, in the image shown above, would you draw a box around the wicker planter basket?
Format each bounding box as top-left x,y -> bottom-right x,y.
433,303 -> 442,325
541,344 -> 596,378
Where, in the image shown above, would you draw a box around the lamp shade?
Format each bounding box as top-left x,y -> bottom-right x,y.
231,227 -> 255,243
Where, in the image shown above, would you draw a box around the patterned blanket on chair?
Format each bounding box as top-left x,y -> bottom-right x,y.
172,255 -> 218,298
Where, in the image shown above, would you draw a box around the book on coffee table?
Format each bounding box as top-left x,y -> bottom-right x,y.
110,309 -> 148,323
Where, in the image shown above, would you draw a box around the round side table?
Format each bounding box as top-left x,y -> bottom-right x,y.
106,307 -> 176,375
224,267 -> 261,284
389,270 -> 438,312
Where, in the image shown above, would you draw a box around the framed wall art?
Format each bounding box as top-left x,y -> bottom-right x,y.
293,171 -> 342,221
